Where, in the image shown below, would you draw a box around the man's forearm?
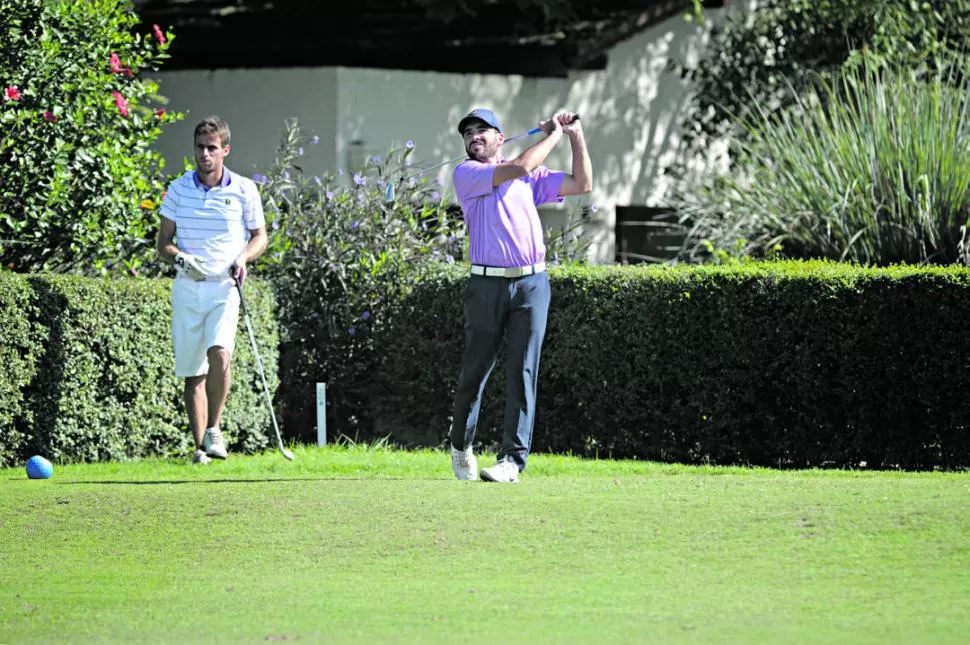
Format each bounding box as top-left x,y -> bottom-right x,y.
238,231 -> 268,264
569,132 -> 592,192
511,130 -> 563,173
157,241 -> 181,264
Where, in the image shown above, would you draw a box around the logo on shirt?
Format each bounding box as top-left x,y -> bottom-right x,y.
225,198 -> 231,205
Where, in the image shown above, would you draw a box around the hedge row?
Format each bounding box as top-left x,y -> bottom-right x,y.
0,273 -> 279,467
5,260 -> 970,470
369,260 -> 970,470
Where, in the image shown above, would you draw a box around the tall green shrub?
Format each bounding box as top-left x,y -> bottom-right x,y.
674,53 -> 970,265
667,0 -> 970,195
0,0 -> 184,276
251,119 -> 464,443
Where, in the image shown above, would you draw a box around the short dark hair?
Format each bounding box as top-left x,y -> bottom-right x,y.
194,115 -> 231,147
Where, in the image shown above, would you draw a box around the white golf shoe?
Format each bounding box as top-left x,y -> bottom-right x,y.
192,449 -> 212,465
451,446 -> 478,481
480,459 -> 520,483
203,427 -> 228,459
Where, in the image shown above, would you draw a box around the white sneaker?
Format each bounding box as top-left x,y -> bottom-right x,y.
480,459 -> 520,483
203,427 -> 228,459
192,449 -> 212,465
451,446 -> 478,481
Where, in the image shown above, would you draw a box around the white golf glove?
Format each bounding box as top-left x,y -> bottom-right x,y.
174,252 -> 209,281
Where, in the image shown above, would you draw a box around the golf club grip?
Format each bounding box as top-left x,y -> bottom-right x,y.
235,280 -> 248,314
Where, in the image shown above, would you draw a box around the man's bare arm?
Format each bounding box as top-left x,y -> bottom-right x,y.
156,217 -> 180,264
558,125 -> 592,196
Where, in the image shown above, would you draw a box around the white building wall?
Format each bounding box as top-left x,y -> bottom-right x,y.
150,67 -> 339,181
150,6 -> 740,262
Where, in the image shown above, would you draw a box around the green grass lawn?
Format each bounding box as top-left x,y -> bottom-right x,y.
1,445 -> 968,644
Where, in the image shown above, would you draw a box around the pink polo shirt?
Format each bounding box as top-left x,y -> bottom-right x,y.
453,158 -> 566,267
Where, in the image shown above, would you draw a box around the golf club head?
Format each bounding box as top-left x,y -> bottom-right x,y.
281,446 -> 296,461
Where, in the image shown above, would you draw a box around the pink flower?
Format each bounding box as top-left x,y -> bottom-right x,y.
42,111 -> 58,122
152,24 -> 166,45
4,86 -> 21,101
111,90 -> 129,117
110,53 -> 123,74
154,108 -> 166,117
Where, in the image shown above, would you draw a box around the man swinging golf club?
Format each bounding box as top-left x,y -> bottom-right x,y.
449,108 -> 593,482
156,115 -> 268,465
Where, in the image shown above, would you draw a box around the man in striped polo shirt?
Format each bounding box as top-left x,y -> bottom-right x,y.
449,108 -> 592,482
156,116 -> 267,465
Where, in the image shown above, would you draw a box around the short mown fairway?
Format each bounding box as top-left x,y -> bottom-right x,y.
1,446 -> 968,644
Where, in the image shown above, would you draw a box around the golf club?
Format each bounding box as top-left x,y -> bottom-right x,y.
233,274 -> 295,461
384,114 -> 580,202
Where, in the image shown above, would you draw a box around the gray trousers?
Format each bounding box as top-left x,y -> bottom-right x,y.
449,271 -> 551,471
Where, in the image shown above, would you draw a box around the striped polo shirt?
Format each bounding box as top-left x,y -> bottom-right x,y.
160,167 -> 265,279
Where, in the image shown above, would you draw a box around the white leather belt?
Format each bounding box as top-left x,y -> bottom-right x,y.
470,262 -> 546,278
176,271 -> 231,283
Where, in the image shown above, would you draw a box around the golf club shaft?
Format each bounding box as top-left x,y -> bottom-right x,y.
234,277 -> 291,458
400,114 -> 580,183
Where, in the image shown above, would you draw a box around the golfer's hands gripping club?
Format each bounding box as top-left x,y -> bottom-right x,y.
539,111 -> 581,136
174,252 -> 209,281
230,256 -> 248,287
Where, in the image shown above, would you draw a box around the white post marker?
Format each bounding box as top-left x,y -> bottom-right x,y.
316,382 -> 327,446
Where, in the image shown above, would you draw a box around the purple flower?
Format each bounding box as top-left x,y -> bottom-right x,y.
408,177 -> 417,187
353,172 -> 365,186
351,221 -> 359,229
252,173 -> 268,185
371,154 -> 381,163
298,147 -> 304,156
405,140 -> 414,149
361,311 -> 370,320
272,220 -> 280,230
347,327 -> 356,336
312,135 -> 320,144
431,191 -> 440,201
314,176 -> 322,185
326,190 -> 335,200
591,204 -> 600,213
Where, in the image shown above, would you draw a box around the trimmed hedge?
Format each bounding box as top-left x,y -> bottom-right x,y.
0,273 -> 279,467
370,260 -> 970,470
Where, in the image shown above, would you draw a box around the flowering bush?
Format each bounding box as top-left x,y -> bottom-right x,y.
0,0 -> 184,275
250,118 -> 465,441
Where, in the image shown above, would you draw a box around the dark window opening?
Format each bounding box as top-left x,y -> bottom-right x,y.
614,206 -> 686,264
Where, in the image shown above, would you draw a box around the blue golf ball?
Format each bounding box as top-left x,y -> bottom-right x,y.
26,455 -> 54,480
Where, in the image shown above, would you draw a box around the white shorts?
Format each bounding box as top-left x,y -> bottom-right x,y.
171,277 -> 240,377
